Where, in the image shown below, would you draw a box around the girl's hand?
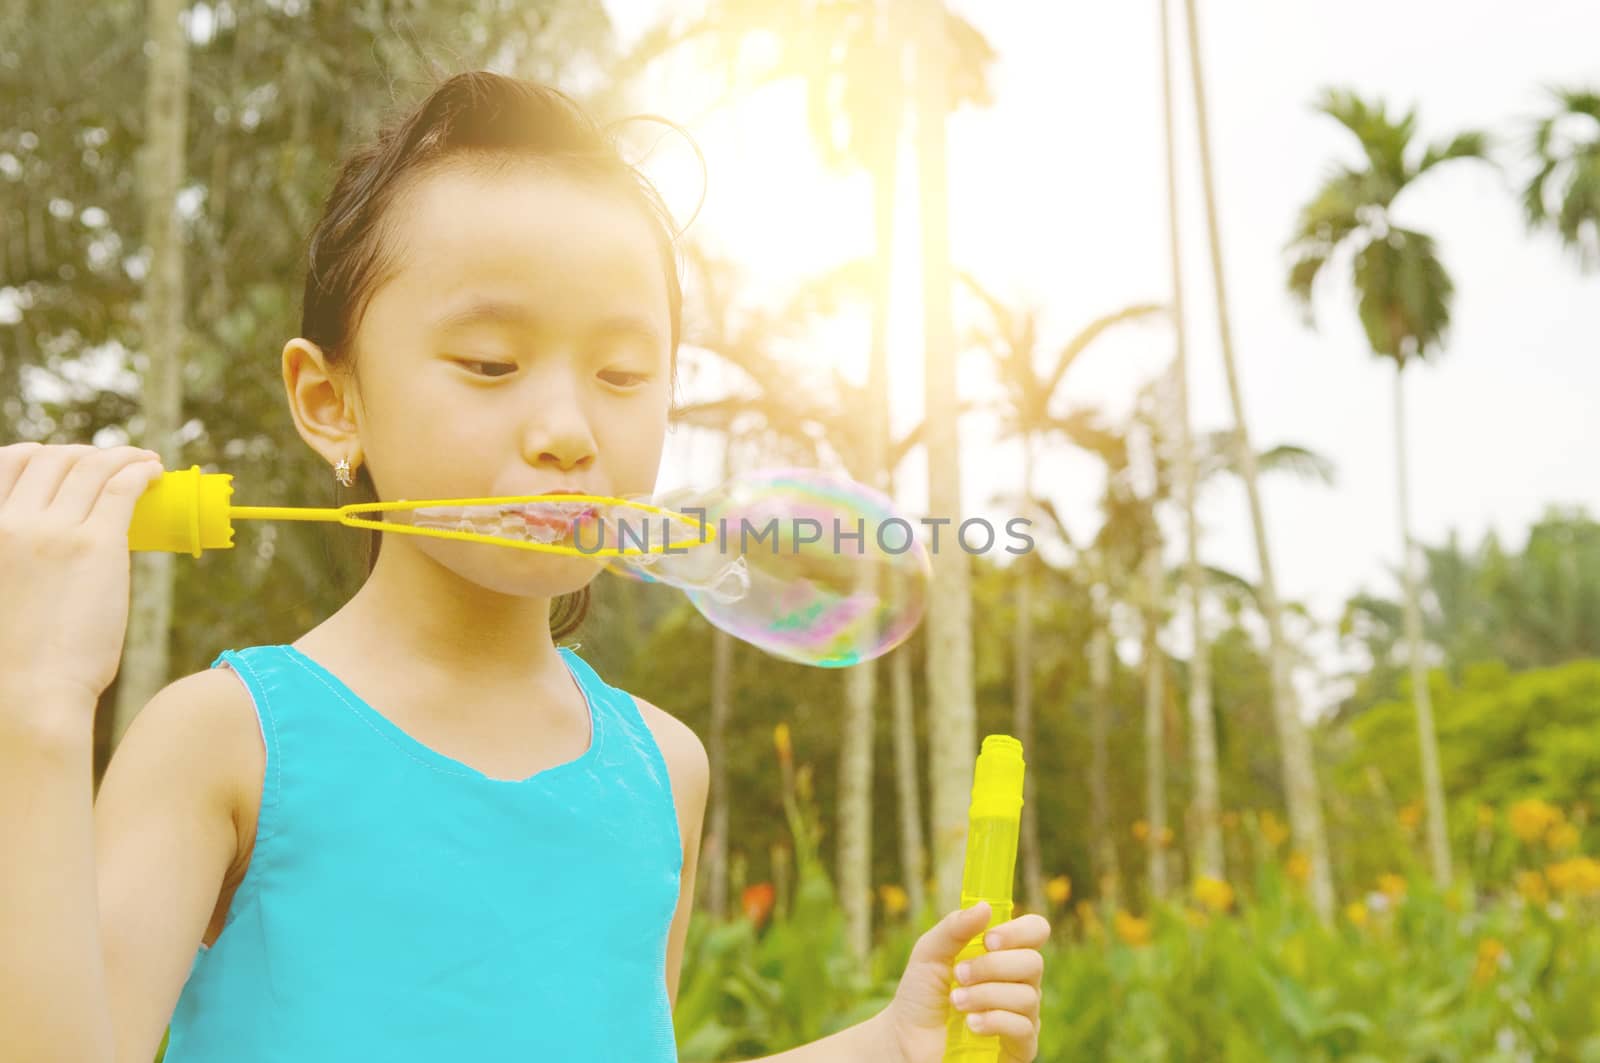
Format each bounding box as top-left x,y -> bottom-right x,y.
876,900 -> 1049,1063
0,443 -> 166,723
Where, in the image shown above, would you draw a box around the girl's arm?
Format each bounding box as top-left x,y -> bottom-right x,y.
0,444 -> 249,1062
0,670 -> 252,1063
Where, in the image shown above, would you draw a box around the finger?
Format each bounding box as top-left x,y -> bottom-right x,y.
0,442 -> 44,501
2,444 -> 94,511
907,900 -> 992,968
87,459 -> 167,538
962,1006 -> 1037,1047
955,947 -> 1044,987
984,912 -> 1052,950
51,447 -> 163,525
950,980 -> 1038,1018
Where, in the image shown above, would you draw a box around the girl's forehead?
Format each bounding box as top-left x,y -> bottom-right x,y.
376,163 -> 670,329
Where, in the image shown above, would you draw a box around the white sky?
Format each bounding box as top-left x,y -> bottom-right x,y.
610,1 -> 1600,712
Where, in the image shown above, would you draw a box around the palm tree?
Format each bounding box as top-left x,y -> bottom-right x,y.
112,0 -> 189,746
1158,0 -> 1222,886
630,0 -> 993,956
961,278 -> 1161,913
1286,88 -> 1487,888
909,0 -> 1000,911
1524,87 -> 1600,272
1182,0 -> 1335,918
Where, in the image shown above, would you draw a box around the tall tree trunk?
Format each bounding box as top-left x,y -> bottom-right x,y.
914,0 -> 978,911
1160,0 -> 1223,885
1395,364 -> 1452,885
890,633 -> 927,920
1182,0 -> 1334,919
838,45 -> 904,958
1088,581 -> 1120,907
839,641 -> 876,962
1014,437 -> 1044,915
113,0 -> 189,747
1142,542 -> 1170,900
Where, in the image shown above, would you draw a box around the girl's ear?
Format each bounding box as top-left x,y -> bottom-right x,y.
283,337 -> 363,470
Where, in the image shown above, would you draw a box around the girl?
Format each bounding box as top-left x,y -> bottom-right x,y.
0,72 -> 1047,1062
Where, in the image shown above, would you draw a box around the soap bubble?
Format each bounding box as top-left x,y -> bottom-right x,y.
644,468 -> 930,667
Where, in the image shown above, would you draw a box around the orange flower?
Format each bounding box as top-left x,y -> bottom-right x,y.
1113,910 -> 1152,947
1398,802 -> 1422,832
1131,820 -> 1150,842
1158,826 -> 1175,848
878,884 -> 909,917
1378,873 -> 1408,903
1284,851 -> 1311,883
1045,875 -> 1072,908
742,882 -> 776,927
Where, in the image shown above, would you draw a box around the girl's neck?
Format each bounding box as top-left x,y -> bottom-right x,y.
325,541 -> 561,681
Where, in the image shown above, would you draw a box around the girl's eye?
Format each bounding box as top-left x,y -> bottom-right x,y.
600,369 -> 649,388
458,360 -> 516,378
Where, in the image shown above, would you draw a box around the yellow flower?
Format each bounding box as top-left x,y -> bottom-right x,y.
1473,938 -> 1506,986
1285,852 -> 1311,884
1344,901 -> 1369,928
1260,810 -> 1290,849
773,722 -> 792,764
1113,910 -> 1152,947
1046,875 -> 1072,908
1476,804 -> 1497,831
1378,873 -> 1408,903
1510,798 -> 1563,845
1398,802 -> 1422,832
1131,819 -> 1150,842
877,884 -> 909,917
1549,822 -> 1582,853
1516,870 -> 1550,905
1076,900 -> 1103,940
1193,875 -> 1234,914
1546,856 -> 1600,897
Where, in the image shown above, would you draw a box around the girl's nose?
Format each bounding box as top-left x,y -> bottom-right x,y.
518,375 -> 598,473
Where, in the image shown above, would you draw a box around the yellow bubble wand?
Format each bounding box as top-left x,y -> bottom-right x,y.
945,735 -> 1026,1062
127,466 -> 716,558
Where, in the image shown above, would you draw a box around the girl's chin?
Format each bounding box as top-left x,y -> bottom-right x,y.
421,541 -> 608,599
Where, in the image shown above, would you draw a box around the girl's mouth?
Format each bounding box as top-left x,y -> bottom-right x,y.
403,500 -> 603,543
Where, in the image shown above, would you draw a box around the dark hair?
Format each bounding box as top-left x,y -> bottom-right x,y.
301,72 -> 685,643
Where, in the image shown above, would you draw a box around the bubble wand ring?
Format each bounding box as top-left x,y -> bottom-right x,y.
129,467 -> 716,558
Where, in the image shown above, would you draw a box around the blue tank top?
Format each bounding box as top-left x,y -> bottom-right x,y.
163,644 -> 683,1062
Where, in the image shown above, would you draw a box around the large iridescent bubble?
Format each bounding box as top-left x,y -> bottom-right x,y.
622,468 -> 930,667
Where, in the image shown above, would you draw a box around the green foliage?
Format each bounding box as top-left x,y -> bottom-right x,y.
1328,659 -> 1600,888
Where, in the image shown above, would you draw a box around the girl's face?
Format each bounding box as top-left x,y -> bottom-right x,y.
291,161 -> 675,599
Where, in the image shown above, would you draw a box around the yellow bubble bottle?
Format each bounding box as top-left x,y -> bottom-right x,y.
944,734 -> 1026,1062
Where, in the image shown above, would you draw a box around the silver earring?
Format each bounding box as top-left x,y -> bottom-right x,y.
334,457 -> 355,487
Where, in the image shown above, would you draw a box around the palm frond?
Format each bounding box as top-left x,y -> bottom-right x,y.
1351,227 -> 1454,364
1042,303 -> 1165,400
